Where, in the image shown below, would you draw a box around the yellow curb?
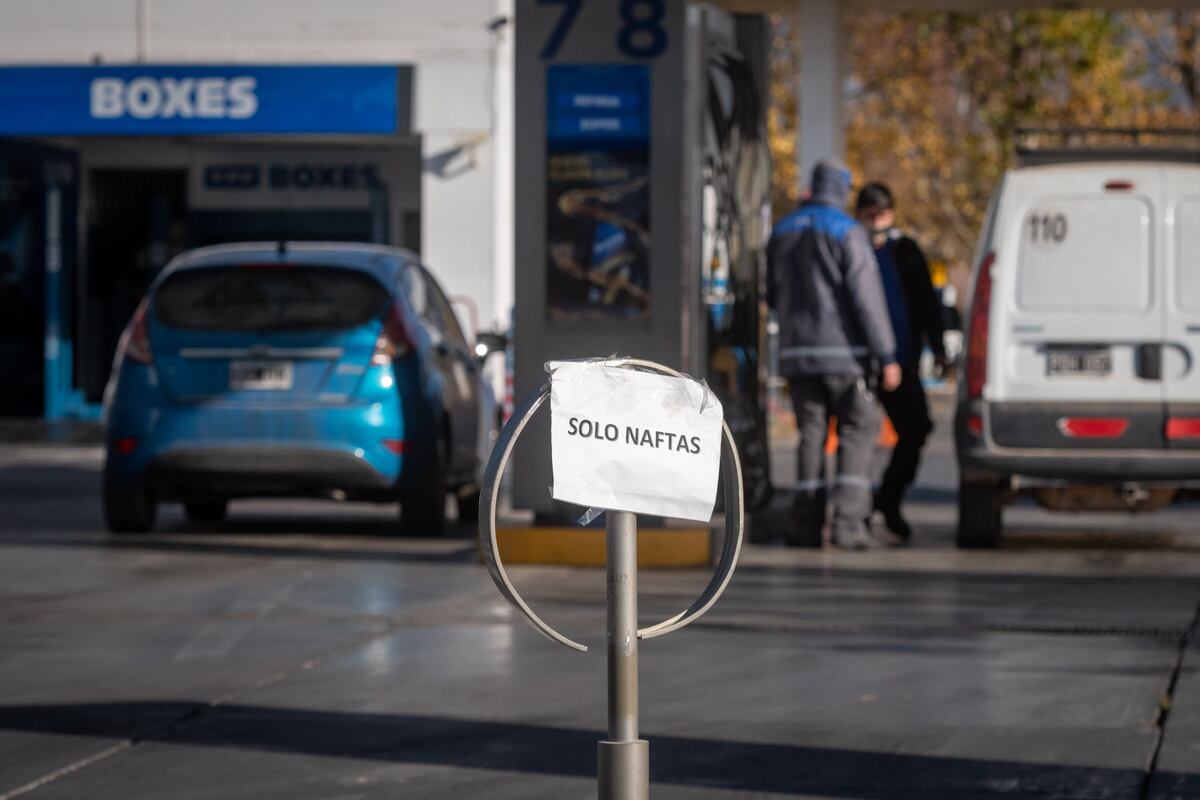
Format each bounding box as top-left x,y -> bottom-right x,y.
497,527 -> 711,568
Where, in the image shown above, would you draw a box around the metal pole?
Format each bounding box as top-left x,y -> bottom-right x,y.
598,511 -> 649,800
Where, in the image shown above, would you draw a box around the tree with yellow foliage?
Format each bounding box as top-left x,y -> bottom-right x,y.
769,10 -> 1181,288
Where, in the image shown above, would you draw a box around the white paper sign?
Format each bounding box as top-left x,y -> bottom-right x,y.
549,361 -> 723,522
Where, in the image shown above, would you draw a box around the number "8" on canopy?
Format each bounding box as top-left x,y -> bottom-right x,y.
618,0 -> 668,58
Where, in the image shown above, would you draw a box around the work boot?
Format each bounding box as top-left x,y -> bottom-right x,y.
831,526 -> 877,551
786,526 -> 824,548
875,495 -> 913,545
788,490 -> 826,548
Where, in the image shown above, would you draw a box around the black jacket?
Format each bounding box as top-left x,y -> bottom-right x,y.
886,230 -> 946,367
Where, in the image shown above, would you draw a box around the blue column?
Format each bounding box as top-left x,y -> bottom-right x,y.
42,184 -> 66,421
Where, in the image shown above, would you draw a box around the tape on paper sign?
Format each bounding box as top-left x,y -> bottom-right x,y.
549,361 -> 723,522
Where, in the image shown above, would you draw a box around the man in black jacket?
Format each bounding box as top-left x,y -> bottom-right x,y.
855,182 -> 949,543
768,160 -> 900,550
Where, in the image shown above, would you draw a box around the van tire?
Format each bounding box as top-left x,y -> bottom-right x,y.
104,470 -> 157,534
957,478 -> 1004,549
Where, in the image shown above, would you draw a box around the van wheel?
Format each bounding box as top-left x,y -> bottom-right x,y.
104,470 -> 157,534
184,498 -> 227,523
399,437 -> 448,537
957,478 -> 1004,549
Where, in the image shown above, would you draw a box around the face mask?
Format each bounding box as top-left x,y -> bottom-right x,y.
859,208 -> 892,237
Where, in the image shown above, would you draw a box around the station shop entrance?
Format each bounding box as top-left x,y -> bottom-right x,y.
81,168 -> 187,402
0,138 -> 422,415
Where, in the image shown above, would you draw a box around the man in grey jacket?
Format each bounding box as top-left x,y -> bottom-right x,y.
767,159 -> 901,550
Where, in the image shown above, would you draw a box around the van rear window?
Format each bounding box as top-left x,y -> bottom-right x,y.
154,266 -> 390,331
1016,196 -> 1150,312
1177,200 -> 1200,311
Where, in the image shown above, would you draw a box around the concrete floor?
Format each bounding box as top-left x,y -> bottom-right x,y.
0,397 -> 1197,799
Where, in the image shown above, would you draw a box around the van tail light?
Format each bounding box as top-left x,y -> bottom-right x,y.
965,414 -> 983,437
1057,417 -> 1128,439
965,252 -> 994,400
122,299 -> 154,365
371,302 -> 415,365
1166,418 -> 1200,440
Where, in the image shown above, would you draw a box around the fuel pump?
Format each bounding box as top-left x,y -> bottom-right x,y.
698,21 -> 773,511
511,1 -> 772,517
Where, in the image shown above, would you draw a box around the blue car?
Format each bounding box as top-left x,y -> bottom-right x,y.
103,242 -> 489,535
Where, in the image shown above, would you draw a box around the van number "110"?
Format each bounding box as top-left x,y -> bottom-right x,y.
1028,213 -> 1068,244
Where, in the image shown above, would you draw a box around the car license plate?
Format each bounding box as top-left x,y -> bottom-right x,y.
1046,347 -> 1112,378
229,360 -> 294,390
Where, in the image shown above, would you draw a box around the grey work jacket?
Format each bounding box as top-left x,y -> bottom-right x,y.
766,201 -> 897,378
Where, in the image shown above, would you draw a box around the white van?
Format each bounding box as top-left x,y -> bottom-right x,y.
955,158 -> 1200,547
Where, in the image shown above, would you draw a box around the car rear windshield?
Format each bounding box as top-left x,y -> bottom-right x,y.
154,266 -> 390,331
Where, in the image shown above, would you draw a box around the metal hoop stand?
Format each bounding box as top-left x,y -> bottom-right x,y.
479,358 -> 745,799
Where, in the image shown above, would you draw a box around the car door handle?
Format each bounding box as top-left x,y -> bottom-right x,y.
1136,343 -> 1162,381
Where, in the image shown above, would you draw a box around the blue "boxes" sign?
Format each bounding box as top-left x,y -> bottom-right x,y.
0,65 -> 410,136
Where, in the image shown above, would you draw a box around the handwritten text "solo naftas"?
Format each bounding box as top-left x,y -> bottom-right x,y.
565,417 -> 704,455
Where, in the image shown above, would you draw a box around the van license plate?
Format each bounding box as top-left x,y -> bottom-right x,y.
1046,348 -> 1111,378
230,360 -> 294,390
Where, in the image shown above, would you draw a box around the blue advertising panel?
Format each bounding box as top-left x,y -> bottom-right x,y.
546,64 -> 649,147
545,64 -> 651,322
0,65 -> 410,135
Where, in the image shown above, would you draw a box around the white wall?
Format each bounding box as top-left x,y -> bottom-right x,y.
0,0 -> 515,334
0,0 -> 499,64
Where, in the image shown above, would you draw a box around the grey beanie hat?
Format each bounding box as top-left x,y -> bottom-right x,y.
809,157 -> 853,208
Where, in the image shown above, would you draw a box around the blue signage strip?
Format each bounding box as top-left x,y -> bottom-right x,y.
0,65 -> 409,136
547,64 -> 650,147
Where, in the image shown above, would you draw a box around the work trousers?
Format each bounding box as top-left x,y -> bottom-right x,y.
790,374 -> 880,544
877,366 -> 933,512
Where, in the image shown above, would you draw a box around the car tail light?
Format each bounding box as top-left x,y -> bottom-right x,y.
965,252 -> 994,400
1057,417 -> 1129,439
1105,180 -> 1134,192
122,299 -> 153,365
371,302 -> 414,365
965,415 -> 983,437
1166,418 -> 1200,440
381,439 -> 406,455
115,436 -> 139,455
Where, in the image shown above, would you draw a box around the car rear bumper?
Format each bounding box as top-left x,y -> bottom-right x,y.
956,400 -> 1200,482
144,447 -> 394,496
104,388 -> 416,493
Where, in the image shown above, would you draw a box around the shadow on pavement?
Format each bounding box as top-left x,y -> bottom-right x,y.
0,533 -> 480,565
0,700 -> 1165,799
0,464 -> 99,501
0,461 -> 478,547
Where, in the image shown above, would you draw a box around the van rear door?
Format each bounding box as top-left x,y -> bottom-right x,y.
1163,166 -> 1200,450
990,165 -> 1164,449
